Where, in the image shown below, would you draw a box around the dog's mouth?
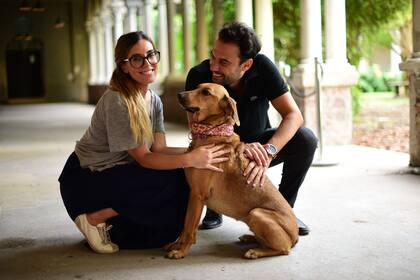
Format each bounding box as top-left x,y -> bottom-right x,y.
184,106 -> 199,113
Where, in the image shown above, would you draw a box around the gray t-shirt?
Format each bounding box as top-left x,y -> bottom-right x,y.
75,89 -> 165,171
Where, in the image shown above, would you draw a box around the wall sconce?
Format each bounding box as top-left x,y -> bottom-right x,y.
19,0 -> 32,12
54,17 -> 65,29
32,0 -> 46,12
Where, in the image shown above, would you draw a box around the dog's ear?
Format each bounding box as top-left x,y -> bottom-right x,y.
221,95 -> 240,126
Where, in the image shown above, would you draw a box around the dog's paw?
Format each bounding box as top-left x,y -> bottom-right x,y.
239,234 -> 257,244
163,242 -> 175,251
164,242 -> 182,252
166,250 -> 186,259
244,249 -> 260,259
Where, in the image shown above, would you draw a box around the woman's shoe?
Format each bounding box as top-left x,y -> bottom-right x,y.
74,214 -> 119,254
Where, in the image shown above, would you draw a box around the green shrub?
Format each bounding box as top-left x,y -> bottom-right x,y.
351,85 -> 361,117
357,66 -> 391,93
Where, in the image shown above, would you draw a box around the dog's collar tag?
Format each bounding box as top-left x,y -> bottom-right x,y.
190,123 -> 234,140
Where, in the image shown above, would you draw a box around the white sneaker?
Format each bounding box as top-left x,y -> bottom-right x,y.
74,214 -> 119,254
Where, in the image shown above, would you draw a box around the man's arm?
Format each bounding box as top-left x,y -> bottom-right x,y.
243,91 -> 303,187
267,91 -> 303,151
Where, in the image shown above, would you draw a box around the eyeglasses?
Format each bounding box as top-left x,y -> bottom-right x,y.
122,51 -> 160,68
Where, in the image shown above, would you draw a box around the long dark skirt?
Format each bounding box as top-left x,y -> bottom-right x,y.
58,152 -> 189,249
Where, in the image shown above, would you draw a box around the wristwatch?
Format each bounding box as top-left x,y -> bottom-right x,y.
264,143 -> 278,158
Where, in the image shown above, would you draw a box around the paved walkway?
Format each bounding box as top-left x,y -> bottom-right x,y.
0,103 -> 419,280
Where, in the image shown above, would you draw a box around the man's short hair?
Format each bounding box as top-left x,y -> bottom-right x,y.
218,22 -> 262,63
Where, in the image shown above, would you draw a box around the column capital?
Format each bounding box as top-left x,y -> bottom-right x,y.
400,57 -> 420,76
126,0 -> 141,9
92,15 -> 102,30
85,20 -> 93,32
100,9 -> 113,27
110,0 -> 127,16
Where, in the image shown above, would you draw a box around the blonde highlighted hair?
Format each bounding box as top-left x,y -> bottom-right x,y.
109,31 -> 156,146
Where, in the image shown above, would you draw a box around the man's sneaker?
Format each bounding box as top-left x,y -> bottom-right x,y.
74,214 -> 119,254
199,208 -> 223,230
297,218 -> 310,236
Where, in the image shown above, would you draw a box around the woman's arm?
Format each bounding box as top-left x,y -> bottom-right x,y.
128,133 -> 230,172
150,132 -> 187,155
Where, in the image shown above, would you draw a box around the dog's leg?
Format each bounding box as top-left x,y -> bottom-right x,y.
166,192 -> 204,259
244,208 -> 295,259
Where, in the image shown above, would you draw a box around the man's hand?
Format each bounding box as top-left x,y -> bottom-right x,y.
244,142 -> 270,167
243,142 -> 274,187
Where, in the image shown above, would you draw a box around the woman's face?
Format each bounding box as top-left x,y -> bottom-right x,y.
121,39 -> 158,88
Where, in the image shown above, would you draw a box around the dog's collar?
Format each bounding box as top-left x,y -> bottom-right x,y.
190,123 -> 234,140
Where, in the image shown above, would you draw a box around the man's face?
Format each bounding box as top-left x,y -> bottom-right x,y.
209,39 -> 252,88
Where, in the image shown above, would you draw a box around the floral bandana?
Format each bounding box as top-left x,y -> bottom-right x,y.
190,123 -> 234,140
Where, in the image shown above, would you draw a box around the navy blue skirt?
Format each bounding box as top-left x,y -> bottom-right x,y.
58,152 -> 189,249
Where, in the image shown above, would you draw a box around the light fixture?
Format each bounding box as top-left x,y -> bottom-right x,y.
32,0 -> 45,12
54,17 -> 65,29
19,0 -> 32,12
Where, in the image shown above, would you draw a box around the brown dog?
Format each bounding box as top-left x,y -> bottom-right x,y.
165,83 -> 299,259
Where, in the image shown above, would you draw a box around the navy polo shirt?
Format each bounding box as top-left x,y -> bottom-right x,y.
185,54 -> 289,142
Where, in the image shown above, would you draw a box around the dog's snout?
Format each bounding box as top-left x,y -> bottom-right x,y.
177,92 -> 186,104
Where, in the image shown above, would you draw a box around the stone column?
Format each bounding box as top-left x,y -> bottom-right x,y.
299,0 -> 322,65
212,0 -> 223,41
182,0 -> 192,72
400,0 -> 420,169
255,0 -> 274,62
290,0 -> 322,134
86,20 -> 98,85
143,0 -> 154,38
111,0 -> 127,44
195,0 -> 208,63
158,0 -> 169,78
166,0 -> 176,74
126,0 -> 139,32
325,0 -> 347,65
138,0 -> 145,31
235,0 -> 253,28
93,15 -> 106,84
102,8 -> 114,81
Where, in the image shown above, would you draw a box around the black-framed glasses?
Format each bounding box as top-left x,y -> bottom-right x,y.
122,51 -> 160,68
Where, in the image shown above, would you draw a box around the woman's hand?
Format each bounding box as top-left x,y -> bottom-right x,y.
244,142 -> 270,167
243,160 -> 270,187
188,144 -> 230,172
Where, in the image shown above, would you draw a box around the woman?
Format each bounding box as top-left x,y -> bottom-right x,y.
59,31 -> 229,253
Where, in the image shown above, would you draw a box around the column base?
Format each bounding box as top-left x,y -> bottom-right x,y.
291,62 -> 358,145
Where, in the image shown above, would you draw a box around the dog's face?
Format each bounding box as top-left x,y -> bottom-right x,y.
178,83 -> 240,126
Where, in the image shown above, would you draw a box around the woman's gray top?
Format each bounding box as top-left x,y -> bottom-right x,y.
75,89 -> 164,171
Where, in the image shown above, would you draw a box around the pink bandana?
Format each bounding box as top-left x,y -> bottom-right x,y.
190,123 -> 234,140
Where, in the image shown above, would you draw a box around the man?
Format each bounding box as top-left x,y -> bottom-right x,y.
185,22 -> 317,236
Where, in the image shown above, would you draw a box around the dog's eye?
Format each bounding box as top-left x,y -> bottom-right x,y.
201,89 -> 211,96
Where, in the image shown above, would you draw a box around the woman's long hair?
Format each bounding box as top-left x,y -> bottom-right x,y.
109,31 -> 155,146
